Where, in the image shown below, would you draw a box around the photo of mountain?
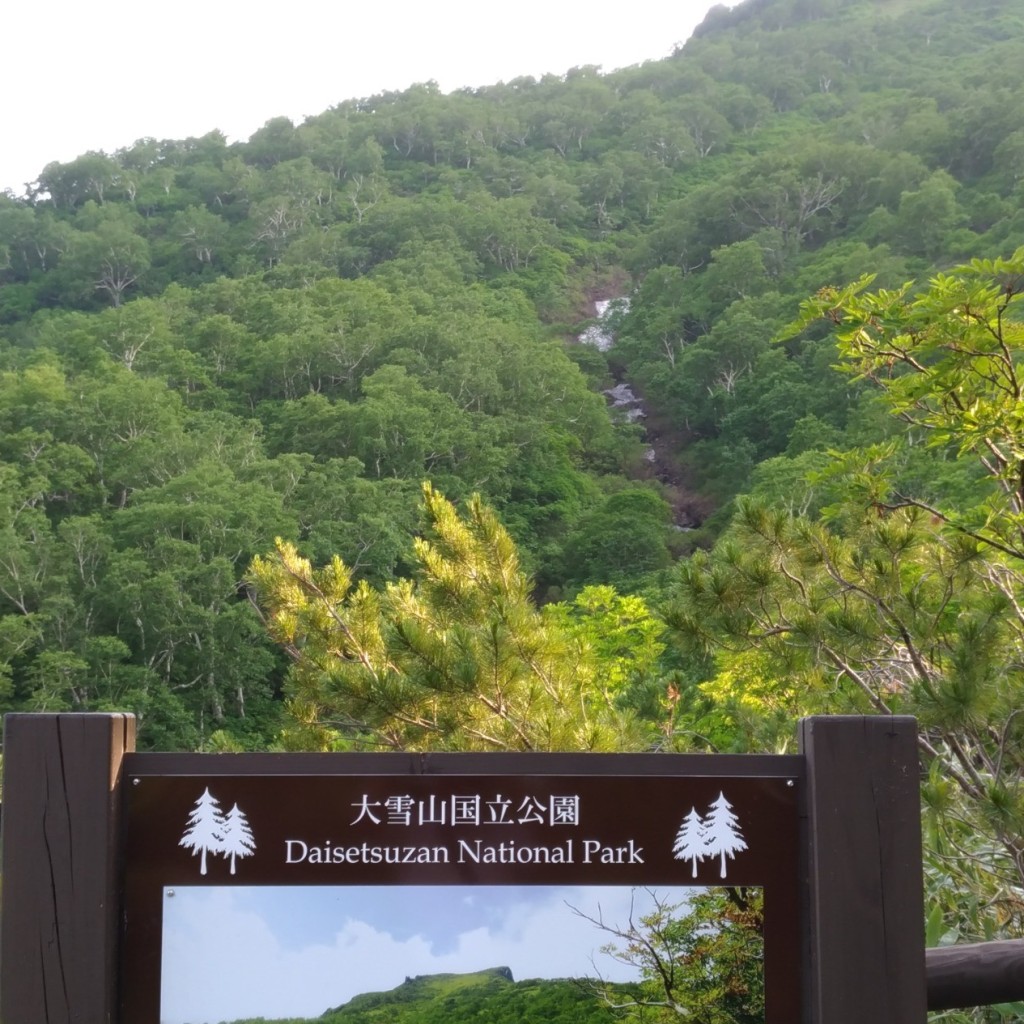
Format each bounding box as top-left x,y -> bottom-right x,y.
224,967 -> 626,1024
160,885 -> 764,1023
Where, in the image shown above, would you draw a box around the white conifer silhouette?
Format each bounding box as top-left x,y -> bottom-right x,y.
221,803 -> 257,875
703,791 -> 747,878
673,806 -> 707,877
179,787 -> 226,876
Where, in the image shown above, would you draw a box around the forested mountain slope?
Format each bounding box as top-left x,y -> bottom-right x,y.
1,0 -> 1022,760
6,0 -> 1024,998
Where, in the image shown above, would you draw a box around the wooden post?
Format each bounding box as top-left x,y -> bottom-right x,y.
0,712 -> 135,1024
800,715 -> 926,1023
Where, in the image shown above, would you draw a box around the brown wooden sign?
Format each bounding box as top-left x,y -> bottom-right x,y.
121,757 -> 802,1022
125,772 -> 798,884
0,715 -> 927,1024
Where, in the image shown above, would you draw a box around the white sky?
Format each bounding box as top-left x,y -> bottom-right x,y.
161,885 -> 703,1023
2,0 -> 734,196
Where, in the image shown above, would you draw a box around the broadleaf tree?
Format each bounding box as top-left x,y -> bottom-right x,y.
667,250 -> 1024,937
576,887 -> 765,1024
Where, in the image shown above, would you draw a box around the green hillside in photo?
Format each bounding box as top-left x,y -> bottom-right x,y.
222,967 -> 629,1024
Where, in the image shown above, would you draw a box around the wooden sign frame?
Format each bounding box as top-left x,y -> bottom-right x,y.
0,714 -> 926,1023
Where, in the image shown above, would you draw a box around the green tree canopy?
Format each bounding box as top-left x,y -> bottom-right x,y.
668,251 -> 1024,936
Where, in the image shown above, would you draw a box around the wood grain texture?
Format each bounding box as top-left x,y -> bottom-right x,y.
800,715 -> 927,1023
927,939 -> 1024,1010
0,713 -> 135,1024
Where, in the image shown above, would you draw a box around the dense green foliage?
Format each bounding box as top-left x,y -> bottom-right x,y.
667,253 -> 1024,951
5,0 -> 1024,751
3,0 -> 1023,749
4,2 -> 1024,1007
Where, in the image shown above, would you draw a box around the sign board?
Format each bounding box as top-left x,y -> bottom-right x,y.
0,715 -> 928,1024
121,755 -> 802,1022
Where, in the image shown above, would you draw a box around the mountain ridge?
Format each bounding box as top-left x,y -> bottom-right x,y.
216,966 -> 628,1024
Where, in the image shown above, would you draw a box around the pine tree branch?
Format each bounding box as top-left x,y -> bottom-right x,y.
812,536 -> 940,698
818,645 -> 894,715
876,495 -> 1024,563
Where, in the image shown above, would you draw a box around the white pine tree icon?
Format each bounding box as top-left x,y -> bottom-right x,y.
703,791 -> 748,879
179,787 -> 226,876
221,803 -> 257,875
673,806 -> 707,877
